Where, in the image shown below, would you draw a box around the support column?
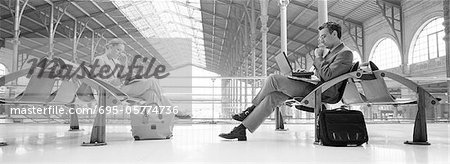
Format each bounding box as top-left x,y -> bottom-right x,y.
315,0 -> 327,144
251,0 -> 256,97
223,80 -> 227,116
229,81 -> 232,116
230,80 -> 233,114
318,0 -> 328,26
230,79 -> 233,113
43,3 -> 68,59
12,0 -> 22,73
229,78 -> 232,112
260,0 -> 269,77
226,80 -> 229,114
279,0 -> 289,54
245,59 -> 248,108
314,88 -> 323,144
239,70 -> 242,110
221,81 -> 224,116
243,15 -> 250,108
82,88 -> 107,146
233,76 -> 240,113
228,80 -> 231,116
69,104 -> 81,131
211,78 -> 216,124
91,32 -> 96,63
3,3 -> 30,144
276,0 -> 290,131
444,0 -> 450,104
49,4 -> 54,58
73,20 -> 78,62
9,0 -> 29,102
235,77 -> 238,111
69,20 -> 85,131
8,0 -> 18,110
404,88 -> 431,145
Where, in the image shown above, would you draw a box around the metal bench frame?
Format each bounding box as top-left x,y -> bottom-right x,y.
0,57 -> 134,146
286,62 -> 439,145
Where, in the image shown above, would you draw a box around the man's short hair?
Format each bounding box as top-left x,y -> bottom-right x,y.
318,22 -> 342,39
106,38 -> 126,48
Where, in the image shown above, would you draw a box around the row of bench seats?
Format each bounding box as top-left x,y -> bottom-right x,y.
285,61 -> 439,145
0,58 -> 440,146
0,57 -> 139,146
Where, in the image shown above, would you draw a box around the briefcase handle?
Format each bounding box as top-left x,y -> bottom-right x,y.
331,105 -> 349,111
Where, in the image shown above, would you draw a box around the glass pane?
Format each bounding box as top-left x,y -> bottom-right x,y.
438,31 -> 446,57
113,0 -> 206,68
428,34 -> 437,59
410,17 -> 445,64
370,38 -> 401,69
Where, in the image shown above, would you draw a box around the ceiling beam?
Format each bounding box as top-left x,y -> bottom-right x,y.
71,1 -> 170,68
215,0 -> 318,34
0,0 -> 67,20
191,2 -> 317,50
170,21 -> 226,40
19,4 -> 134,36
289,0 -> 364,26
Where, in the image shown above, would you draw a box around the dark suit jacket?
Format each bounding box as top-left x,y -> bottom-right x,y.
313,43 -> 353,103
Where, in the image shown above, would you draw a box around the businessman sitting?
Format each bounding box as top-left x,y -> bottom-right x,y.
219,22 -> 354,141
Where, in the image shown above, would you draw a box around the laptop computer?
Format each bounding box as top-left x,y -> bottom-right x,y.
275,52 -> 318,84
275,52 -> 315,77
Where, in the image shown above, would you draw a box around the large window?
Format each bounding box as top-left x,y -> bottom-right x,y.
369,38 -> 402,69
409,17 -> 445,64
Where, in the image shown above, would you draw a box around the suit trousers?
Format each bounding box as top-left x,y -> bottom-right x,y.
242,74 -> 316,132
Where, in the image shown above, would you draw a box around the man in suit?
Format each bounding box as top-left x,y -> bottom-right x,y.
219,21 -> 354,141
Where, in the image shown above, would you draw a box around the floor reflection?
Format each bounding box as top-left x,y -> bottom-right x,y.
0,123 -> 448,163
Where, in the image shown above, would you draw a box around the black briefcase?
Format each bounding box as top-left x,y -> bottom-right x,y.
319,108 -> 368,146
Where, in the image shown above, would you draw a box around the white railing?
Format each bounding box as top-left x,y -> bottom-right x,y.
1,76 -> 449,123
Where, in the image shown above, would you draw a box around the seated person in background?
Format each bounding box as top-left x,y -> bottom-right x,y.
219,22 -> 354,141
94,38 -> 165,104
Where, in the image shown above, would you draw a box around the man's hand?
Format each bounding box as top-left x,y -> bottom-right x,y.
314,46 -> 327,58
313,43 -> 327,72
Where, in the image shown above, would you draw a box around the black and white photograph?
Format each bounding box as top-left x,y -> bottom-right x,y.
0,0 -> 448,163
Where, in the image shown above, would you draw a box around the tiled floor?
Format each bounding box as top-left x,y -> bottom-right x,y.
0,123 -> 448,164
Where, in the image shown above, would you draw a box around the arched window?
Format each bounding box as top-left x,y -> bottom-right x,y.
369,38 -> 402,69
409,17 -> 445,64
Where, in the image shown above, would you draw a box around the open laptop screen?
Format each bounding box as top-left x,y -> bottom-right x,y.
274,52 -> 292,75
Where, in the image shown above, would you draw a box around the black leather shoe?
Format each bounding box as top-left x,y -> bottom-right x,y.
219,126 -> 247,141
232,105 -> 255,122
